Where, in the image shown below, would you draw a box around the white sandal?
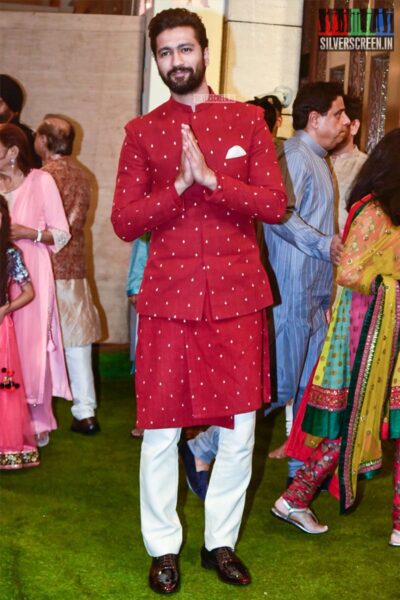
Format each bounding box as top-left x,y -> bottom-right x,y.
271,496 -> 328,534
389,529 -> 400,547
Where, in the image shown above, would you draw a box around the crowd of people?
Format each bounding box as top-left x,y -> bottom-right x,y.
0,75 -> 101,467
1,5 -> 399,596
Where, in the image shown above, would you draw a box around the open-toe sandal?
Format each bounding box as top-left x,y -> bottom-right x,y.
271,497 -> 328,534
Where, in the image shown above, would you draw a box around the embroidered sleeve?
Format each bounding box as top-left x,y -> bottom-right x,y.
38,170 -> 70,252
48,227 -> 71,253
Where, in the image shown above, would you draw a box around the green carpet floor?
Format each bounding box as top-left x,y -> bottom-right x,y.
1,352 -> 398,599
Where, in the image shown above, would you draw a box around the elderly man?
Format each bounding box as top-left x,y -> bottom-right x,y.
34,115 -> 101,434
111,7 -> 287,595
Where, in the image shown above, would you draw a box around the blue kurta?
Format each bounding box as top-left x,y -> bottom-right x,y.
263,130 -> 335,411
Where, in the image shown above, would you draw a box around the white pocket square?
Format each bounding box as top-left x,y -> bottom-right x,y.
225,145 -> 247,159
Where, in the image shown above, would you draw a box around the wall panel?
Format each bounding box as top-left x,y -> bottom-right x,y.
0,11 -> 145,342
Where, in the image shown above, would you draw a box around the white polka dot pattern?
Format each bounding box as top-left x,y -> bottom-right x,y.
111,96 -> 287,321
134,306 -> 270,429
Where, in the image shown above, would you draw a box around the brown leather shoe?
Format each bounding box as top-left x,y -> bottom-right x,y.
70,417 -> 100,435
201,546 -> 251,585
149,554 -> 179,594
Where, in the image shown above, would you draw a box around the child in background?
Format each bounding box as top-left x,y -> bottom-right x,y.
0,195 -> 38,469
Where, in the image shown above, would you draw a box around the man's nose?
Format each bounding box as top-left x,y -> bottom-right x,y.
343,111 -> 351,125
172,49 -> 184,66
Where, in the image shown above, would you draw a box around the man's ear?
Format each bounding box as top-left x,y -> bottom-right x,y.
349,118 -> 360,137
308,110 -> 321,130
204,47 -> 209,66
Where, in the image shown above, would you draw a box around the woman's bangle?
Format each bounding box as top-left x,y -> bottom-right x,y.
34,229 -> 43,243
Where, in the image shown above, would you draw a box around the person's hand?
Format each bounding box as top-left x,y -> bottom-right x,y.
325,308 -> 332,324
175,145 -> 194,196
330,234 -> 344,266
128,294 -> 138,307
10,224 -> 35,241
181,124 -> 217,190
0,303 -> 9,325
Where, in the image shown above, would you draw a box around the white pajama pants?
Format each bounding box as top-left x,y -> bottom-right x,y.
140,411 -> 256,557
65,344 -> 97,420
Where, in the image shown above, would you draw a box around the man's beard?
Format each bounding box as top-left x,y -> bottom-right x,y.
159,60 -> 206,95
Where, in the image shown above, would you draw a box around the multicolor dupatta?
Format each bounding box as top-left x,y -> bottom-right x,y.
288,195 -> 400,512
339,274 -> 400,511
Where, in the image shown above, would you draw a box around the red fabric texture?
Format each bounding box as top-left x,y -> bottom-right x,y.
135,300 -> 267,429
111,95 -> 287,322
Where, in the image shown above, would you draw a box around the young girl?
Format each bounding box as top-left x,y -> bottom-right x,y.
0,195 -> 39,469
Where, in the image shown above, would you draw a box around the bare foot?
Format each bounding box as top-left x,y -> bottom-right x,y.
268,440 -> 288,459
130,427 -> 144,438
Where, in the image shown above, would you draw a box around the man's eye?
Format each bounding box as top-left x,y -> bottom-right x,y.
181,47 -> 192,53
159,50 -> 170,58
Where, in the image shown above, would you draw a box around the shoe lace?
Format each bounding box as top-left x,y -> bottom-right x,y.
216,547 -> 235,564
158,554 -> 176,570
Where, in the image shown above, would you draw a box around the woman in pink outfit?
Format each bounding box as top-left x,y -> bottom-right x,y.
0,124 -> 72,447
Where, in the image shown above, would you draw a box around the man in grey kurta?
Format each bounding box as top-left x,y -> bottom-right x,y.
263,82 -> 350,478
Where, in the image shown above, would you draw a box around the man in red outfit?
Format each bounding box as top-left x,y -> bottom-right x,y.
111,8 -> 287,594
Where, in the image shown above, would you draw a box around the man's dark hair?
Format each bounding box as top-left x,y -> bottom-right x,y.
0,74 -> 24,116
343,95 -> 362,123
263,94 -> 283,115
148,8 -> 208,56
292,81 -> 344,131
37,115 -> 75,156
247,97 -> 278,133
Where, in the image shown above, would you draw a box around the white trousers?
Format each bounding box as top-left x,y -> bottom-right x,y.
140,411 -> 256,557
65,344 -> 97,420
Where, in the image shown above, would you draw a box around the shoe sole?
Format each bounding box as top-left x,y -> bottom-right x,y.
149,582 -> 179,595
70,427 -> 100,435
270,507 -> 328,535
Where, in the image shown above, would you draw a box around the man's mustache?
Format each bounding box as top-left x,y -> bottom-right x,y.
167,67 -> 193,77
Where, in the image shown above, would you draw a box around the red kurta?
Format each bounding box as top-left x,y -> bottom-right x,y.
112,94 -> 287,427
